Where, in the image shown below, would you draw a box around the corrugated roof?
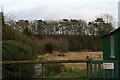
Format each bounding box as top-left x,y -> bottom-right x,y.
101,27 -> 120,38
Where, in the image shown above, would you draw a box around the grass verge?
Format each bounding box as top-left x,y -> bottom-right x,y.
45,68 -> 87,78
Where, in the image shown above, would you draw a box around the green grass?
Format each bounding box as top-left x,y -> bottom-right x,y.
45,69 -> 87,78
37,52 -> 91,79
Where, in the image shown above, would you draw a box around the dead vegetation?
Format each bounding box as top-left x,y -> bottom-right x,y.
43,52 -> 103,60
39,52 -> 103,70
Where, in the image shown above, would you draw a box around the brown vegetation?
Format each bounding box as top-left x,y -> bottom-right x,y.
39,52 -> 103,70
43,52 -> 103,60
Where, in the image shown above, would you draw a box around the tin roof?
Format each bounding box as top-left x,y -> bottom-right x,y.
101,27 -> 120,38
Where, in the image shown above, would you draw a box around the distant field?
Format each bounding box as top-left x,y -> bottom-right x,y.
39,52 -> 103,69
43,52 -> 103,60
38,52 -> 103,78
39,52 -> 103,78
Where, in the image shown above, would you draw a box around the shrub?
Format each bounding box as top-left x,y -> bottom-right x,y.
45,63 -> 64,74
2,26 -> 37,79
2,40 -> 33,61
56,38 -> 69,52
2,40 -> 35,79
2,26 -> 36,55
44,42 -> 57,53
36,37 -> 69,54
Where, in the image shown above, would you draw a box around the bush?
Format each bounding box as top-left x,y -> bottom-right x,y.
2,26 -> 36,54
2,40 -> 35,79
56,38 -> 69,52
36,37 -> 69,54
45,63 -> 64,74
2,26 -> 37,79
44,42 -> 57,53
2,40 -> 33,61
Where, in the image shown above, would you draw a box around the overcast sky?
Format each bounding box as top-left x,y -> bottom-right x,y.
0,0 -> 119,22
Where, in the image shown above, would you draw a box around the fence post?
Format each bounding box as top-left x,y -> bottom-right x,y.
42,63 -> 45,79
86,56 -> 90,79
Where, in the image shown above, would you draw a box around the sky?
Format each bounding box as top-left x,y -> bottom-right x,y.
0,0 -> 119,22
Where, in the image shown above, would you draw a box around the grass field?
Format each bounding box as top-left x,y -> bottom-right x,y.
39,52 -> 103,69
43,52 -> 103,60
46,69 -> 87,78
38,52 -> 103,78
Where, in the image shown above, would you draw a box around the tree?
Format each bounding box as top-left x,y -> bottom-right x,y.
44,42 -> 57,53
99,14 -> 114,24
88,16 -> 113,36
23,27 -> 32,37
88,22 -> 96,36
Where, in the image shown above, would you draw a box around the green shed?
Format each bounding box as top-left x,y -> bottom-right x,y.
101,27 -> 120,78
101,27 -> 120,61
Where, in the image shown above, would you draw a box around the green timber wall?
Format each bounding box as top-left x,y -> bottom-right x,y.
102,29 -> 120,78
102,31 -> 120,61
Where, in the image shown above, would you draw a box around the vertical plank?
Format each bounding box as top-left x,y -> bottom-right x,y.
112,69 -> 115,78
98,63 -> 101,78
115,63 -> 119,78
90,62 -> 93,78
103,69 -> 106,78
94,63 -> 97,78
107,70 -> 110,78
101,62 -> 104,78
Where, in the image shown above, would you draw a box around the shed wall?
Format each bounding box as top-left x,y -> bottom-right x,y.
102,31 -> 120,61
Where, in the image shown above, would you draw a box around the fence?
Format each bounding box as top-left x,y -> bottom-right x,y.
1,58 -> 90,79
89,60 -> 120,79
1,59 -> 120,79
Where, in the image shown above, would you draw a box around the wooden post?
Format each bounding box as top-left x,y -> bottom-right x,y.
19,64 -> 20,79
42,63 -> 45,79
86,56 -> 90,79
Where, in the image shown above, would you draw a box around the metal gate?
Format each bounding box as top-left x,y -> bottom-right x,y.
89,60 -> 120,79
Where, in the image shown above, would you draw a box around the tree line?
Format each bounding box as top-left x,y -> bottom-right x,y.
4,13 -> 114,53
5,13 -> 114,37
